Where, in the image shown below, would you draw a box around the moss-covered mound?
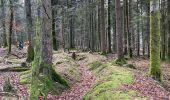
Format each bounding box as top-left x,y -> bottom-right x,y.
83,61 -> 147,100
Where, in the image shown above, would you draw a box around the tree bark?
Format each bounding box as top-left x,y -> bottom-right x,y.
25,0 -> 34,62
1,0 -> 7,47
168,0 -> 170,61
8,0 -> 14,54
149,0 -> 161,81
100,0 -> 107,54
115,0 -> 124,59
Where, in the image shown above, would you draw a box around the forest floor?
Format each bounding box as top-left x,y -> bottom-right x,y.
0,47 -> 170,100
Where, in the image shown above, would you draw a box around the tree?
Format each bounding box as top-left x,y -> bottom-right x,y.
52,0 -> 58,51
101,0 -> 107,53
1,0 -> 7,47
8,0 -> 14,54
115,0 -> 124,61
30,0 -> 65,99
168,0 -> 170,61
25,0 -> 34,62
108,0 -> 112,53
149,0 -> 161,81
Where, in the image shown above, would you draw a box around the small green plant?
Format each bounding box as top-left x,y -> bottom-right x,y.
3,78 -> 14,92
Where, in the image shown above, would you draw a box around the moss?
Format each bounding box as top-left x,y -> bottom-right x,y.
51,66 -> 69,87
84,61 -> 147,100
88,61 -> 103,71
20,72 -> 32,85
3,78 -> 14,93
114,58 -> 127,66
84,90 -> 142,100
30,62 -> 69,99
149,10 -> 161,82
30,76 -> 59,99
26,45 -> 34,63
83,63 -> 136,100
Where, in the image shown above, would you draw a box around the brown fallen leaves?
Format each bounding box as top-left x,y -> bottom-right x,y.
123,74 -> 170,100
47,62 -> 96,100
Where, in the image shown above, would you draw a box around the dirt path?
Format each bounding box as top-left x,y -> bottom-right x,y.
47,62 -> 96,100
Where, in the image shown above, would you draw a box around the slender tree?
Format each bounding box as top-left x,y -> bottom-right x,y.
25,0 -> 34,62
115,0 -> 124,60
8,0 -> 14,54
168,0 -> 170,61
1,0 -> 7,47
101,0 -> 107,53
108,0 -> 112,53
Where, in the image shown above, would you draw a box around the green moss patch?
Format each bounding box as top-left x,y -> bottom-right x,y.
114,58 -> 127,66
84,61 -> 147,100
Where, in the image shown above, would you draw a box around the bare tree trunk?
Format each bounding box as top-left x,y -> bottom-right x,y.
25,0 -> 34,62
108,0 -> 112,53
115,0 -> 124,59
101,0 -> 107,54
8,0 -> 14,54
1,0 -> 7,47
168,0 -> 170,61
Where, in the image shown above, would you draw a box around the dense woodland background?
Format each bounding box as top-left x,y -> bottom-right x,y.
0,0 -> 170,99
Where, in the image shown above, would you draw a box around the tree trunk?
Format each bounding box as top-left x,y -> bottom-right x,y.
108,0 -> 112,53
25,0 -> 34,62
8,0 -> 14,54
147,1 -> 150,57
128,0 -> 133,58
149,0 -> 161,81
136,0 -> 140,56
168,0 -> 170,61
1,0 -> 8,47
30,0 -> 63,99
101,0 -> 107,54
160,0 -> 166,60
115,0 -> 124,59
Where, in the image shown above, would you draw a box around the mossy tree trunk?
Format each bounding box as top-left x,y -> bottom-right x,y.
25,0 -> 34,62
149,0 -> 161,82
30,0 -> 55,99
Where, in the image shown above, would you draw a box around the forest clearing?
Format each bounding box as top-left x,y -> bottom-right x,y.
0,0 -> 170,100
